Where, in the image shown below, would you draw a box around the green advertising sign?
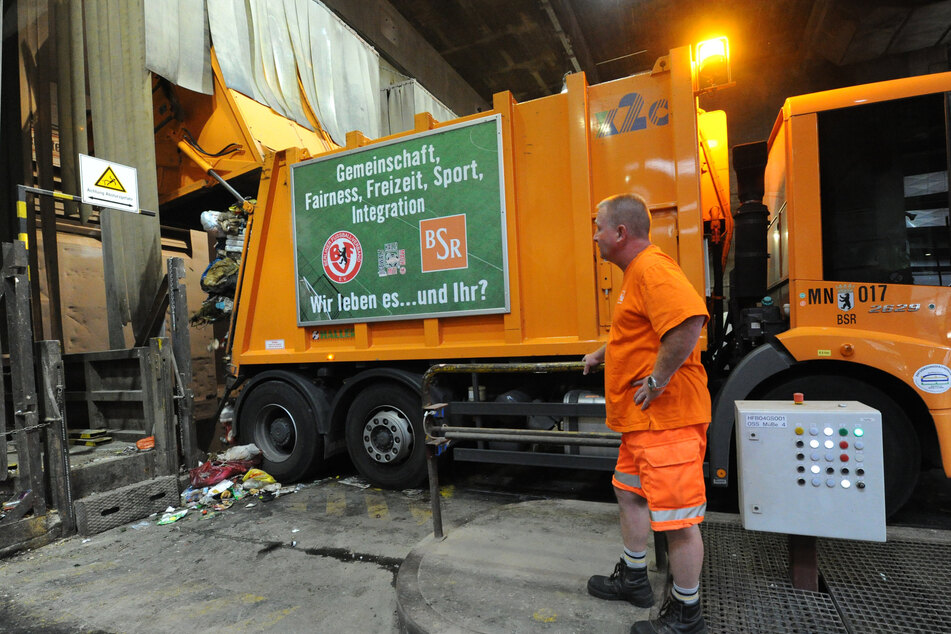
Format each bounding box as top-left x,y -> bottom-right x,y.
291,116 -> 509,326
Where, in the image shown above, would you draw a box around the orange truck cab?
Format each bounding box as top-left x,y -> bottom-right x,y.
707,72 -> 951,516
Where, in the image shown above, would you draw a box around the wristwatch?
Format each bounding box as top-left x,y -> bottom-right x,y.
646,375 -> 667,391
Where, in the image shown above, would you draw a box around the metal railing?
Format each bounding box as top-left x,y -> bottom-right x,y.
422,361 -> 622,539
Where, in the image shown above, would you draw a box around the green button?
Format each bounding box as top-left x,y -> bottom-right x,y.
839,428 -> 848,436
854,428 -> 864,437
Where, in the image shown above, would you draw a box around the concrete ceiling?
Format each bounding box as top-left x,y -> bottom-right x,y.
386,0 -> 951,103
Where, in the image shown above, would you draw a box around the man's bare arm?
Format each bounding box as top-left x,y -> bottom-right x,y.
632,315 -> 705,409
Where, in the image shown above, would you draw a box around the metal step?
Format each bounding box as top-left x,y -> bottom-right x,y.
73,475 -> 179,536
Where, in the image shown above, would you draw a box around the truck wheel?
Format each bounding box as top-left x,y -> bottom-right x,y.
760,375 -> 920,517
238,380 -> 322,483
346,384 -> 426,489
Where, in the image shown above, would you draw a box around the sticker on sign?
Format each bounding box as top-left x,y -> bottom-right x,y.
745,414 -> 788,428
79,154 -> 139,213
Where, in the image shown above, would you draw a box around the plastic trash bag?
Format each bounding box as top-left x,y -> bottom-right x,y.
189,459 -> 256,487
218,444 -> 262,462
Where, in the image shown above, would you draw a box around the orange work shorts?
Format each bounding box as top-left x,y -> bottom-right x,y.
612,423 -> 708,531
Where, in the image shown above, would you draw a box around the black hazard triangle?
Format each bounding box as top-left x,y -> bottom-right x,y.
95,166 -> 126,192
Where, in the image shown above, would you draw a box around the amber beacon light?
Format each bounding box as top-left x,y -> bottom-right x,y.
695,37 -> 731,92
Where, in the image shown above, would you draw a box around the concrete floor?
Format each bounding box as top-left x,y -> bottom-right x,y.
0,473 -> 509,633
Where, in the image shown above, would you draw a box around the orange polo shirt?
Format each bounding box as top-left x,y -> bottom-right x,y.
604,245 -> 711,432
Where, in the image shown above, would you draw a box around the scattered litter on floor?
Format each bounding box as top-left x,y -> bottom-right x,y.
338,476 -> 371,489
137,447 -> 308,531
157,509 -> 188,525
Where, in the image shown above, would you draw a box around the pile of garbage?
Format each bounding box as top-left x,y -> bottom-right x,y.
190,199 -> 253,327
153,443 -> 297,525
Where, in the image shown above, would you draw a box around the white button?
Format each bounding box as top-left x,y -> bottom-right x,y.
825,453 -> 834,462
824,440 -> 834,449
841,480 -> 851,489
823,427 -> 833,436
856,454 -> 864,462
811,465 -> 821,474
826,479 -> 836,487
809,439 -> 820,449
854,441 -> 864,450
812,478 -> 821,487
809,427 -> 819,436
811,452 -> 820,461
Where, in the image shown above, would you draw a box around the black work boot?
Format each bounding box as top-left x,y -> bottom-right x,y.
630,594 -> 707,633
587,559 -> 654,607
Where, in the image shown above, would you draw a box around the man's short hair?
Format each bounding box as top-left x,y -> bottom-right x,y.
598,194 -> 650,239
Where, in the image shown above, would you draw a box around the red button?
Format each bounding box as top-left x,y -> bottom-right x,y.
839,441 -> 849,449
840,454 -> 849,462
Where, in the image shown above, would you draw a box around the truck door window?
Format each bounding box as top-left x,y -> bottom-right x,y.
818,93 -> 951,286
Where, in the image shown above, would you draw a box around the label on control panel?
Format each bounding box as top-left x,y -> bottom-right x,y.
744,414 -> 788,428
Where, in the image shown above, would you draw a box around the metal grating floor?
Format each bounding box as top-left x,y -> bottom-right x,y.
701,522 -> 847,633
820,537 -> 951,634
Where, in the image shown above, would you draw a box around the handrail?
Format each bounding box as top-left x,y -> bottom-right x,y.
422,361 -> 619,539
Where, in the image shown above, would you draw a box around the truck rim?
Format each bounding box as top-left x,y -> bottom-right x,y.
255,403 -> 297,463
362,406 -> 413,464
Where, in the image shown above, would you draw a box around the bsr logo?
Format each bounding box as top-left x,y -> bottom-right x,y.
595,93 -> 669,138
420,214 -> 468,272
425,228 -> 461,259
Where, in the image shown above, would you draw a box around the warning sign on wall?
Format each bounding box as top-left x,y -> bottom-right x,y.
79,154 -> 139,213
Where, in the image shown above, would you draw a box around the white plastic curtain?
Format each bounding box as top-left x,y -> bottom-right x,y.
209,0 -> 381,142
147,0 -> 382,144
381,79 -> 457,136
144,0 -> 214,95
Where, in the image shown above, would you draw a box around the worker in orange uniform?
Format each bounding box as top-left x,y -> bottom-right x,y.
583,193 -> 709,634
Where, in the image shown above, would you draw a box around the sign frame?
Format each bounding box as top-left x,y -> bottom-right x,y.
78,153 -> 140,213
290,115 -> 510,327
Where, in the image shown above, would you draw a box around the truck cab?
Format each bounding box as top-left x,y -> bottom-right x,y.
708,73 -> 951,516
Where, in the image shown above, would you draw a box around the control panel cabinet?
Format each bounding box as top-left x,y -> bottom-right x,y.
735,400 -> 885,541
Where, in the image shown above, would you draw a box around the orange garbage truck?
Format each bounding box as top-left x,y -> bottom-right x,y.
221,38 -> 950,516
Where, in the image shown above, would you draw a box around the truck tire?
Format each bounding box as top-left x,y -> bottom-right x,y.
238,380 -> 323,483
345,384 -> 427,489
760,375 -> 920,517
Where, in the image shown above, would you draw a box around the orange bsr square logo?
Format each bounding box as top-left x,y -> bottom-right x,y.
420,214 -> 468,272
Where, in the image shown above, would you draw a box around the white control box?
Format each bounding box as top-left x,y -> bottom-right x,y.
735,400 -> 886,541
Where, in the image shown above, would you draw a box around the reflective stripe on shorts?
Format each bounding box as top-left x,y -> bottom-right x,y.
614,470 -> 641,489
650,503 -> 706,524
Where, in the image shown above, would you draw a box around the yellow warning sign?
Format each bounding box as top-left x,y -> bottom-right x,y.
95,167 -> 126,192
